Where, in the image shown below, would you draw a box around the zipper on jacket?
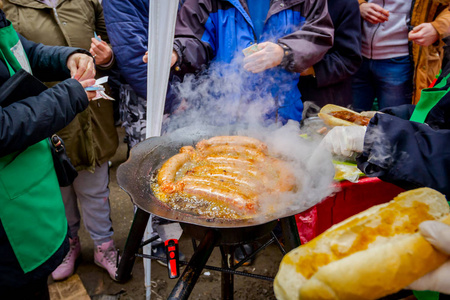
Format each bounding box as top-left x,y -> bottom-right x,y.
52,7 -> 62,27
369,0 -> 385,59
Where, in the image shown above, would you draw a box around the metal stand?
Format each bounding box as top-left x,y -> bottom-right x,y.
115,208 -> 150,282
168,230 -> 217,299
115,210 -> 300,299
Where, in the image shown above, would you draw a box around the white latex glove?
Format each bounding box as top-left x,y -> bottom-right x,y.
320,126 -> 366,157
407,221 -> 450,294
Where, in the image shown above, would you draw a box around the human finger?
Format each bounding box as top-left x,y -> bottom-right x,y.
419,221 -> 450,255
80,78 -> 97,101
74,56 -> 96,81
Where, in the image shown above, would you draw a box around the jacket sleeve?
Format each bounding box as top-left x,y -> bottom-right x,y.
20,35 -> 91,82
356,112 -> 450,196
172,0 -> 215,74
0,79 -> 89,157
103,0 -> 149,99
93,0 -> 115,71
313,0 -> 362,87
431,5 -> 450,40
278,0 -> 334,73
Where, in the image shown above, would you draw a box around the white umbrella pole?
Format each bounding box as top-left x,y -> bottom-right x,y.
144,1 -> 179,299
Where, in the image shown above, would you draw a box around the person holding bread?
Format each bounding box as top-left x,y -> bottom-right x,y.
274,187 -> 450,299
319,41 -> 450,297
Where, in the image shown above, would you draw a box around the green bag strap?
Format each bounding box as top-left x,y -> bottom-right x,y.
410,72 -> 450,123
0,20 -> 31,76
0,48 -> 15,77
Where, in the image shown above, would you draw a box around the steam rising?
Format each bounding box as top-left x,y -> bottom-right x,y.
164,56 -> 337,219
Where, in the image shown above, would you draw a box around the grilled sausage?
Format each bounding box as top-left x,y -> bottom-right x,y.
157,152 -> 192,193
197,145 -> 266,160
196,136 -> 268,154
178,181 -> 256,213
176,175 -> 258,198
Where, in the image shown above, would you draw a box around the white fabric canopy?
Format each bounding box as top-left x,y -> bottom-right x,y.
144,1 -> 179,299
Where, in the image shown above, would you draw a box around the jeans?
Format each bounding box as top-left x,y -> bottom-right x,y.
352,55 -> 413,111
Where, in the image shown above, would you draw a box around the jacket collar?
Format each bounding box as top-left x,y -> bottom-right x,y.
223,0 -> 304,20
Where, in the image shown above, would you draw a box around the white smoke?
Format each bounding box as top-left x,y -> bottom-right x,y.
163,56 -> 337,220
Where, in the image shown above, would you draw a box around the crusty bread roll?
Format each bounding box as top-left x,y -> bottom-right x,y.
318,104 -> 368,127
274,188 -> 450,300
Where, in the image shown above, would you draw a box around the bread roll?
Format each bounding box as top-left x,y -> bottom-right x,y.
274,188 -> 450,300
318,104 -> 368,127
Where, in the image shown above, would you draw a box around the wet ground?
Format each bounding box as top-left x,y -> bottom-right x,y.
48,127 -> 285,300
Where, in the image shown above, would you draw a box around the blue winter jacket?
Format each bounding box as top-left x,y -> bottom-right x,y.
102,0 -> 149,99
173,0 -> 334,123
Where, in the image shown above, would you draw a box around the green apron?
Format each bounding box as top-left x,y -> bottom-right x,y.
410,72 -> 450,300
0,21 -> 67,273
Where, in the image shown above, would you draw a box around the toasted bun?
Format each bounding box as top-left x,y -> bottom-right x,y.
274,188 -> 450,300
318,104 -> 365,127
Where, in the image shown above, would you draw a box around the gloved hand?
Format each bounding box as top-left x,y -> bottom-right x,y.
360,111 -> 380,119
407,221 -> 450,294
320,126 -> 366,157
243,42 -> 284,73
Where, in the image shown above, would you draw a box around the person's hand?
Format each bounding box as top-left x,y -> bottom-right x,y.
143,51 -> 148,63
66,53 -> 96,81
406,221 -> 450,294
79,78 -> 97,101
360,2 -> 389,24
408,23 -> 439,47
89,36 -> 113,65
320,126 -> 367,157
360,111 -> 381,119
243,42 -> 284,73
171,50 -> 178,67
143,50 -> 178,67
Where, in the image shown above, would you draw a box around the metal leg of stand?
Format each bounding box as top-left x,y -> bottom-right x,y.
279,215 -> 301,252
168,230 -> 217,300
115,208 -> 150,282
220,245 -> 235,300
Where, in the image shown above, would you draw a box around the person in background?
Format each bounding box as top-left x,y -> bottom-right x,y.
162,0 -> 333,263
298,0 -> 362,112
0,8 -> 96,299
352,0 -> 450,112
102,0 -> 185,264
169,0 -> 334,125
3,0 -> 120,281
322,37 -> 450,295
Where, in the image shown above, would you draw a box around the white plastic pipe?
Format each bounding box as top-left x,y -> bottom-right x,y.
144,1 -> 179,299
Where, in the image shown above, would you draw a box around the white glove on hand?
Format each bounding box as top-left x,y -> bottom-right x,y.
320,126 -> 366,157
407,221 -> 450,294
